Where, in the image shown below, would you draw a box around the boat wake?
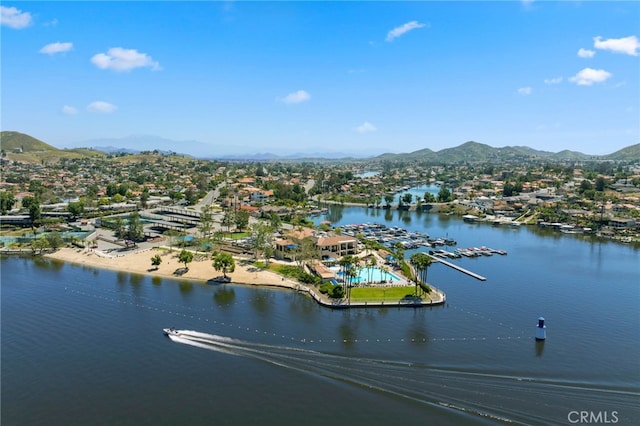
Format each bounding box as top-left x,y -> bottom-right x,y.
165,329 -> 639,424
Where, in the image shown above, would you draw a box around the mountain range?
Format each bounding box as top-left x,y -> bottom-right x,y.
57,134 -> 371,160
1,131 -> 639,163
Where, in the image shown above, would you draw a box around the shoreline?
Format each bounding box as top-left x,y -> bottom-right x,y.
44,247 -> 302,288
43,247 -> 445,308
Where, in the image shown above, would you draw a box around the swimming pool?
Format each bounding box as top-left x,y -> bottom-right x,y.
331,266 -> 401,284
0,231 -> 92,246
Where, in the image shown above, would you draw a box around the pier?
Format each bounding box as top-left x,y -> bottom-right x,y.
426,253 -> 487,281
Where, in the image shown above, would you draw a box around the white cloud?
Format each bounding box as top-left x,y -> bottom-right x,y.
91,47 -> 161,72
1,6 -> 32,29
386,21 -> 427,42
544,77 -> 563,85
569,68 -> 612,86
594,35 -> 640,56
87,101 -> 117,113
355,122 -> 377,133
278,90 -> 310,104
40,42 -> 73,55
577,48 -> 595,58
62,105 -> 78,115
518,87 -> 533,95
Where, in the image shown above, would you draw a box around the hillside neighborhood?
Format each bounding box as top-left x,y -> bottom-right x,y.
2,132 -> 640,264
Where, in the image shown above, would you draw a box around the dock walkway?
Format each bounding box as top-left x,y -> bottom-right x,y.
427,253 -> 487,281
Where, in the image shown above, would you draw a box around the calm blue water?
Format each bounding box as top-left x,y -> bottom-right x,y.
2,206 -> 639,425
392,183 -> 441,204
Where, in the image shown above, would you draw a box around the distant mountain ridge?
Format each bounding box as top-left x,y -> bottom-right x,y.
211,151 -> 367,161
67,135 -> 213,157
377,141 -> 640,163
1,131 -> 639,162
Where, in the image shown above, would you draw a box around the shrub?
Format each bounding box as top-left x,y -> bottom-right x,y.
319,282 -> 333,294
319,282 -> 345,298
297,271 -> 320,284
330,285 -> 345,298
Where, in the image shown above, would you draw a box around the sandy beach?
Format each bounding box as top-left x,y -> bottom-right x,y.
45,247 -> 302,289
44,246 -> 444,307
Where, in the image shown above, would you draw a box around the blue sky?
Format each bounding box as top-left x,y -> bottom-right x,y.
2,1 -> 639,157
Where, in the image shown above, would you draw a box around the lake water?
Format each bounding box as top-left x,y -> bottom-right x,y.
2,205 -> 639,425
391,183 -> 442,204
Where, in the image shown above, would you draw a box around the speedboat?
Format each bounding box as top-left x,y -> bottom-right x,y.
163,327 -> 181,337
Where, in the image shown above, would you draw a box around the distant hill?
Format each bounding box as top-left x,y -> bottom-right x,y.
90,145 -> 177,156
2,131 -> 639,163
604,143 -> 640,161
375,141 -> 640,163
211,151 -> 370,161
66,135 -> 219,157
1,131 -> 106,162
1,131 -> 57,152
548,149 -> 589,161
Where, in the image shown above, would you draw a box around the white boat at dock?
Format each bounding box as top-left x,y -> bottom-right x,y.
475,247 -> 493,256
455,248 -> 478,257
488,248 -> 507,255
429,249 -> 461,259
337,222 -> 505,259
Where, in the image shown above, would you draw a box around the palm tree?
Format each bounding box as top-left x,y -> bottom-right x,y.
338,255 -> 356,304
352,259 -> 362,288
346,267 -> 358,300
379,264 -> 389,283
410,252 -> 433,296
367,255 -> 377,284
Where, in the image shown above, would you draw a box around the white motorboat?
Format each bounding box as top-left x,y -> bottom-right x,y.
163,327 -> 181,337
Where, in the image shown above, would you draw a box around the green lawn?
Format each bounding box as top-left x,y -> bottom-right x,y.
349,286 -> 428,302
252,262 -> 432,303
225,232 -> 251,240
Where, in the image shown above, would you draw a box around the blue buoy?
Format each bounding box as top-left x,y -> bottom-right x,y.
535,317 -> 546,340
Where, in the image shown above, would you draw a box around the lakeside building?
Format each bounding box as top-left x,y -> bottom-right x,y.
274,233 -> 359,261
309,261 -> 337,283
608,217 -> 638,229
315,235 -> 359,258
